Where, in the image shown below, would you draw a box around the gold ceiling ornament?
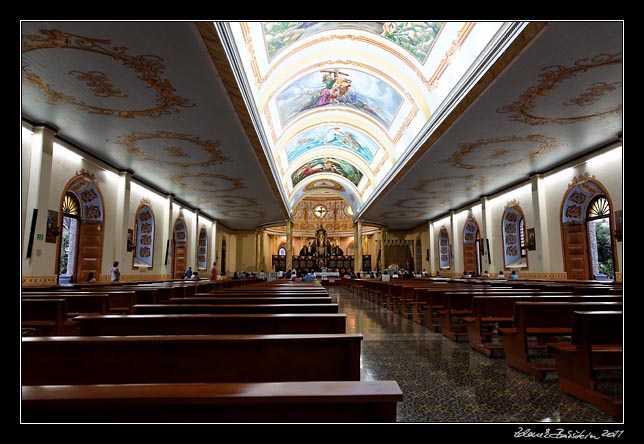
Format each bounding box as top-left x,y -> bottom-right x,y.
304,179 -> 345,192
446,135 -> 558,169
68,70 -> 127,98
140,197 -> 151,206
497,53 -> 622,125
425,22 -> 475,90
21,29 -> 194,118
216,196 -> 259,208
410,175 -> 486,194
221,209 -> 265,218
111,131 -> 228,167
171,173 -> 245,193
378,210 -> 426,219
564,81 -> 621,107
393,196 -> 445,209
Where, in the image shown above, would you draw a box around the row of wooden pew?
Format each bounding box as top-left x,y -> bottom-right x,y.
345,277 -> 623,416
21,280 -> 403,423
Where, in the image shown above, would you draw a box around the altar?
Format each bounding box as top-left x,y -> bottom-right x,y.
271,225 -> 371,273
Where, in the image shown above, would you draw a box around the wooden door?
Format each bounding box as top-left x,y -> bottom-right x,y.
463,242 -> 478,274
173,240 -> 187,279
76,222 -> 103,282
562,223 -> 590,280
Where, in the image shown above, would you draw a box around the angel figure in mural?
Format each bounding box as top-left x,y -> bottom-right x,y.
305,68 -> 351,109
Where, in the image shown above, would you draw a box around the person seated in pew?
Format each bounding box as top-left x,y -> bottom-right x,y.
302,272 -> 316,282
191,272 -> 200,280
510,270 -> 519,280
232,272 -> 240,280
496,271 -> 506,280
284,270 -> 292,279
86,272 -> 97,283
480,270 -> 490,279
184,267 -> 193,279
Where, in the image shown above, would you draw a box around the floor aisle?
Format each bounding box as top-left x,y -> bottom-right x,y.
330,286 -> 622,423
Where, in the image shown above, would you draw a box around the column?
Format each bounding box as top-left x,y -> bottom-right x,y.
531,174 -> 550,273
480,196 -> 496,273
285,219 -> 293,272
449,211 -> 460,274
211,220 -> 218,271
428,221 -> 436,274
380,227 -> 387,272
354,220 -> 363,274
22,124 -> 56,274
114,170 -> 132,267
255,228 -> 265,273
165,194 -> 174,273
194,208 -> 200,269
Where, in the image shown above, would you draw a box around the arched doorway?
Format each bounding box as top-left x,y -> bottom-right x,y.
172,216 -> 187,279
561,176 -> 617,280
57,173 -> 105,284
462,216 -> 481,275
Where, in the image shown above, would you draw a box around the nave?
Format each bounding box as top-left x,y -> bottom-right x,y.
334,287 -> 621,423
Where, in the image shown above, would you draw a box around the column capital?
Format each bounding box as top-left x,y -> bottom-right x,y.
32,122 -> 59,134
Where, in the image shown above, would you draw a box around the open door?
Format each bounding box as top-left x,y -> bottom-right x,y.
562,223 -> 590,280
173,239 -> 187,279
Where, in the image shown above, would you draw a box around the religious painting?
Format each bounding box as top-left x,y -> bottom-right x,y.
285,125 -> 376,164
262,22 -> 444,64
291,157 -> 363,187
276,68 -> 403,129
45,210 -> 59,243
527,228 -> 536,250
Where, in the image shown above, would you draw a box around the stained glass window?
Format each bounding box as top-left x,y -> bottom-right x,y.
62,193 -> 80,216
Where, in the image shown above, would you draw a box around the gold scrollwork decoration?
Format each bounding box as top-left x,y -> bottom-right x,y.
221,209 -> 265,218
111,131 -> 228,167
393,197 -> 449,209
410,175 -> 486,194
22,29 -> 194,118
497,53 -> 622,125
217,196 -> 258,208
171,173 -> 245,193
446,135 -> 558,170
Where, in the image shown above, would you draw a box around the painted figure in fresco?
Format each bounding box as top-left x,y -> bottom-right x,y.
305,68 -> 349,109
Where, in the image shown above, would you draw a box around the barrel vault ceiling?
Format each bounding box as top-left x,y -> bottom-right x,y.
21,21 -> 623,231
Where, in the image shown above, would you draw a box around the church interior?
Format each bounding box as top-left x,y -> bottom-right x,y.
20,21 -> 623,425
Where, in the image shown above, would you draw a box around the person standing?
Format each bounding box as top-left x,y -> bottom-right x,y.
111,261 -> 121,282
184,267 -> 193,279
210,262 -> 218,281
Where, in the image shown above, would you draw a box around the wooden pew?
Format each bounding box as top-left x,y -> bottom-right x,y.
133,303 -> 339,315
169,296 -> 333,305
548,311 -> 623,416
21,299 -> 66,336
21,293 -> 109,317
76,313 -> 347,335
22,380 -> 403,423
22,334 -> 362,385
23,290 -> 136,314
465,295 -> 622,356
499,301 -> 622,379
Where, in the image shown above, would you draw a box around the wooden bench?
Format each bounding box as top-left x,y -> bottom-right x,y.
22,293 -> 109,317
464,295 -> 621,356
75,313 -> 347,335
22,380 -> 403,423
499,301 -> 622,379
21,299 -> 66,336
548,311 -> 623,416
133,303 -> 339,315
22,333 -> 363,385
23,290 -> 137,314
172,296 -> 333,305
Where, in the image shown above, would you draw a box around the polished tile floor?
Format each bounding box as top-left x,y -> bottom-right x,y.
329,287 -> 623,423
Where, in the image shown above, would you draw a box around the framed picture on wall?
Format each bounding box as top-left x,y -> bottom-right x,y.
527,228 -> 536,250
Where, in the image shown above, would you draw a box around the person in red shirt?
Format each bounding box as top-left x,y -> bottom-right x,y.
210,262 -> 218,281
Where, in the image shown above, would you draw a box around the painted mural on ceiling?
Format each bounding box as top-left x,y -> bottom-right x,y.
285,125 -> 376,164
276,68 -> 403,129
263,21 -> 444,64
291,157 -> 363,187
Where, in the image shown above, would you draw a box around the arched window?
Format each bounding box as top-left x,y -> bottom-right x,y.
198,227 -> 208,270
134,202 -> 155,268
501,202 -> 527,269
438,226 -> 450,269
278,246 -> 287,256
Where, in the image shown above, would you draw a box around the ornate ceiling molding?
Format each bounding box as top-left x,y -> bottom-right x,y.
171,173 -> 244,193
111,131 -> 228,168
497,53 -> 622,125
446,135 -> 558,169
22,29 -> 194,118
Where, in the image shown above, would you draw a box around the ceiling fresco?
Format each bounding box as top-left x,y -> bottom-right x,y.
21,21 -> 622,232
